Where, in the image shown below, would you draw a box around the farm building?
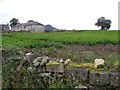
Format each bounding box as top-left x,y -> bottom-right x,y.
11,21 -> 58,32
44,24 -> 58,32
11,21 -> 45,32
0,24 -> 10,32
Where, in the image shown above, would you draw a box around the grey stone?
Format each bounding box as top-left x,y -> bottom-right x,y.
89,72 -> 110,86
33,59 -> 38,64
59,58 -> 64,63
75,84 -> 88,89
99,72 -> 110,86
89,72 -> 101,86
27,67 -> 36,72
25,52 -> 32,56
36,66 -> 44,73
39,73 -> 51,76
40,56 -> 49,66
46,64 -> 64,73
33,62 -> 40,67
25,52 -> 32,58
64,67 -> 89,81
23,52 -> 34,64
110,72 -> 120,87
33,57 -> 43,62
57,74 -> 64,78
49,58 -> 59,63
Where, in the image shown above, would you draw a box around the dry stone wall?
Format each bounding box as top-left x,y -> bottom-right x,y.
17,52 -> 120,89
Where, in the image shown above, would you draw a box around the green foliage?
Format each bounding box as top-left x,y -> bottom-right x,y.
10,18 -> 19,27
48,77 -> 77,88
2,30 -> 119,49
95,17 -> 112,30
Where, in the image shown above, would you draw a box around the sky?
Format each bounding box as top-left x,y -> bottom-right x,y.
0,0 -> 119,30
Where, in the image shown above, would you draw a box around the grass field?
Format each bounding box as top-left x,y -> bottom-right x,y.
2,30 -> 119,49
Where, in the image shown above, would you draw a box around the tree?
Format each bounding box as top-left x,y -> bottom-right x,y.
10,18 -> 19,28
27,20 -> 35,23
95,17 -> 112,30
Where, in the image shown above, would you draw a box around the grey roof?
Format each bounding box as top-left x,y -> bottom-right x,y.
14,23 -> 25,27
14,22 -> 44,27
0,24 -> 8,26
44,24 -> 57,31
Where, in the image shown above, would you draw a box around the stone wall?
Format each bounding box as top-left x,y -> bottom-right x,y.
46,64 -> 120,88
17,53 -> 120,89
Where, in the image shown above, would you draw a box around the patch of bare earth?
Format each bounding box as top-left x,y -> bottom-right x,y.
63,44 -> 119,55
54,44 -> 119,63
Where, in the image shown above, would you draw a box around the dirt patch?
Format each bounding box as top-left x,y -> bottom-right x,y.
53,44 -> 119,63
62,44 -> 119,54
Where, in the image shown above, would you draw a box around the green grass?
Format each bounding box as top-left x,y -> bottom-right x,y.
2,30 -> 119,48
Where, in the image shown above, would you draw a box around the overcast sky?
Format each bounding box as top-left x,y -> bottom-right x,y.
0,0 -> 119,30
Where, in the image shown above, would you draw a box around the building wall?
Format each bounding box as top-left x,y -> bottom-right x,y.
11,26 -> 20,31
33,25 -> 44,32
0,24 -> 10,32
11,24 -> 45,32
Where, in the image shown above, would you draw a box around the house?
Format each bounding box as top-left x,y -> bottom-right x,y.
11,21 -> 45,32
44,24 -> 58,32
0,24 -> 10,32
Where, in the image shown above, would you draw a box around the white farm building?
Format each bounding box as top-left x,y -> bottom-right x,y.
9,20 -> 58,32
11,21 -> 45,32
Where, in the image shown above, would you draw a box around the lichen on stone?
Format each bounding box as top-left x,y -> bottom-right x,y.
79,63 -> 94,68
66,63 -> 81,69
66,63 -> 94,69
46,62 -> 61,66
90,68 -> 106,72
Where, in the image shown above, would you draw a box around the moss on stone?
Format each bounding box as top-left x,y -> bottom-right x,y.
90,68 -> 108,72
79,63 -> 109,72
46,62 -> 61,66
79,63 -> 94,68
46,62 -> 119,72
66,63 -> 94,69
66,63 -> 81,69
66,63 -> 108,72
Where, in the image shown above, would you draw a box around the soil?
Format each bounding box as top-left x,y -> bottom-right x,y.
53,44 -> 119,63
62,44 -> 119,54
